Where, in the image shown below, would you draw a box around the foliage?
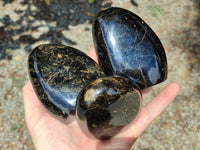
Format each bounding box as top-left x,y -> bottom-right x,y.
88,0 -> 95,4
150,5 -> 163,17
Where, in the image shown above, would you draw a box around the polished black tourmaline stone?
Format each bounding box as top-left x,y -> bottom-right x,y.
76,76 -> 142,140
28,44 -> 105,118
93,7 -> 167,89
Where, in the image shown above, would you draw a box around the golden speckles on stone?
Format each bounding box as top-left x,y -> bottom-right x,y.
92,78 -> 103,85
86,68 -> 93,74
84,89 -> 97,103
92,124 -> 97,127
62,110 -> 65,114
57,45 -> 65,49
141,21 -> 144,24
48,45 -> 56,49
58,53 -> 62,58
80,70 -> 89,73
63,65 -> 70,71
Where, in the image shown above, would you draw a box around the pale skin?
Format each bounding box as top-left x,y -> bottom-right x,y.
23,46 -> 180,150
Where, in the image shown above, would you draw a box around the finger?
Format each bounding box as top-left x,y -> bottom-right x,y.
141,87 -> 151,99
129,82 -> 180,137
23,81 -> 47,128
23,81 -> 40,112
88,45 -> 99,63
23,81 -> 46,115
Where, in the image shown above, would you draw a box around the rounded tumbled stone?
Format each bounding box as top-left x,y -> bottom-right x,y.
93,7 -> 167,89
28,44 -> 105,118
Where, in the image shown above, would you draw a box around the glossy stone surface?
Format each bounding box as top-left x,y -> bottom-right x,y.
93,7 -> 167,89
76,76 -> 142,140
28,44 -> 105,118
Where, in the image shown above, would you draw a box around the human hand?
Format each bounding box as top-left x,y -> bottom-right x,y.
23,46 -> 180,150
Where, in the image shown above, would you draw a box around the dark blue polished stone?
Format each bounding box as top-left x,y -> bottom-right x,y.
93,7 -> 167,89
28,44 -> 105,118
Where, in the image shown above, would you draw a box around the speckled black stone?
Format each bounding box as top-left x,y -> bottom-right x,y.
76,76 -> 142,140
28,44 -> 105,118
93,7 -> 167,89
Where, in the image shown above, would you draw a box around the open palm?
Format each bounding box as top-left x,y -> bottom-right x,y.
23,47 -> 180,150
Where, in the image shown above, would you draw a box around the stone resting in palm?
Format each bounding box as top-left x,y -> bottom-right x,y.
23,47 -> 180,150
